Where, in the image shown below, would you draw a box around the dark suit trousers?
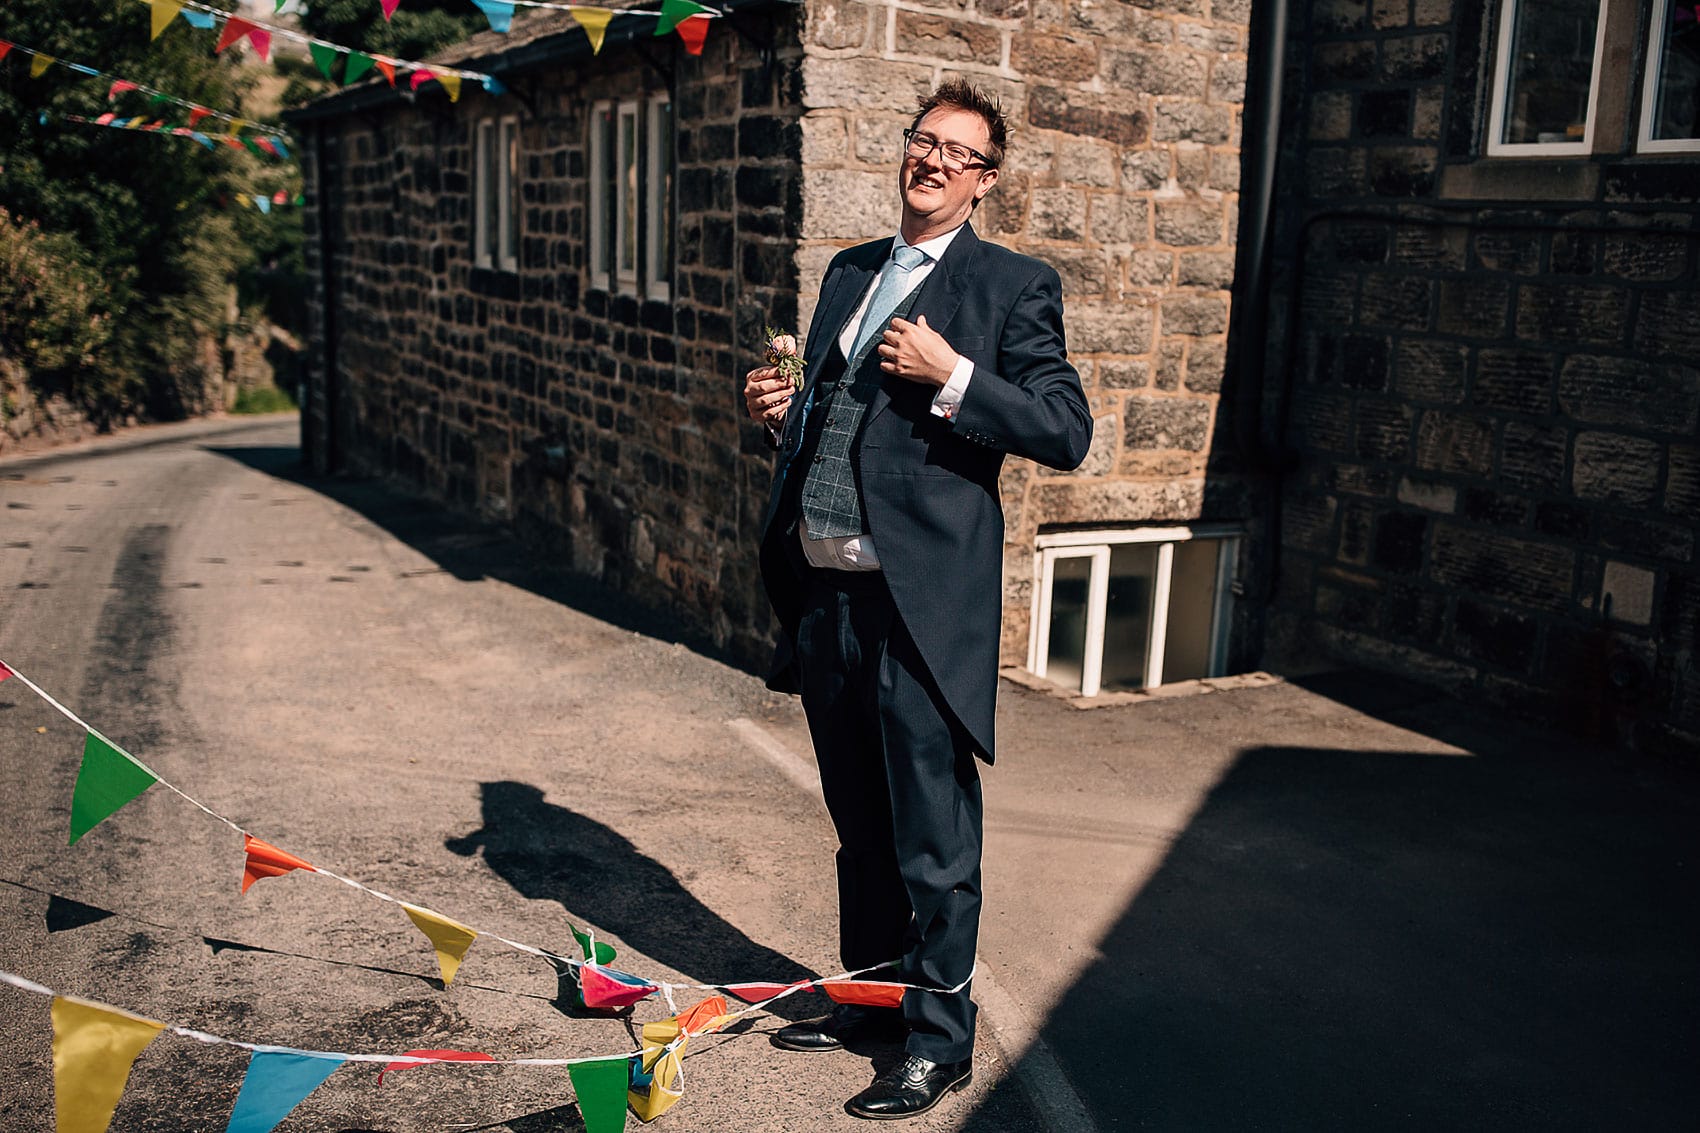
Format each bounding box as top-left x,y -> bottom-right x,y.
795,565 -> 983,1064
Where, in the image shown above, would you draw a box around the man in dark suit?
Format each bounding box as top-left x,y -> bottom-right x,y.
742,78 -> 1091,1120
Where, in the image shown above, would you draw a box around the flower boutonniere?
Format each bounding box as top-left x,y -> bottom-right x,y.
763,326 -> 806,392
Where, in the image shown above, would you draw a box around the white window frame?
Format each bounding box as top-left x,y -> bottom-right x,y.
615,99 -> 640,293
1027,525 -> 1240,698
1485,0 -> 1610,157
474,115 -> 520,272
588,100 -> 613,292
1638,0 -> 1700,154
644,96 -> 673,302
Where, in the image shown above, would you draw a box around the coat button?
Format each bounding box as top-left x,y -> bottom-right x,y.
814,455 -> 825,463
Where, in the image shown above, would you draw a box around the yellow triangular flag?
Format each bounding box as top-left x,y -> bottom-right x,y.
629,1035 -> 688,1122
51,997 -> 165,1133
150,0 -> 183,41
225,118 -> 247,136
438,74 -> 461,103
572,7 -> 615,54
30,53 -> 55,78
402,904 -> 478,985
235,194 -> 251,206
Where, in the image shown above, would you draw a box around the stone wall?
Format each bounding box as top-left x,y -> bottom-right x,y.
794,0 -> 1252,665
297,16 -> 805,662
1269,0 -> 1700,751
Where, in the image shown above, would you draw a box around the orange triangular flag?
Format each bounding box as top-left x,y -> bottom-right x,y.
52,996 -> 165,1133
675,14 -> 710,55
150,0 -> 183,41
375,59 -> 396,86
572,8 -> 615,54
241,834 -> 318,893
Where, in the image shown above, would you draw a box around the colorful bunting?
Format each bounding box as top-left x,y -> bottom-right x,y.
571,924 -> 618,966
0,660 -> 12,681
343,53 -> 376,85
655,0 -> 708,36
150,0 -> 183,41
241,835 -> 317,893
107,80 -> 139,100
0,42 -> 13,65
225,1051 -> 343,1133
51,996 -> 164,1133
375,59 -> 397,87
409,69 -> 436,92
377,1049 -> 493,1087
30,53 -> 55,78
676,15 -> 710,55
472,0 -> 516,34
629,1032 -> 686,1122
578,964 -> 658,1010
309,42 -> 339,80
566,1055 -> 632,1133
380,0 -> 402,20
822,980 -> 905,1009
572,8 -> 615,55
438,75 -> 462,103
401,904 -> 478,985
724,981 -> 808,1004
68,733 -> 157,846
180,9 -> 217,29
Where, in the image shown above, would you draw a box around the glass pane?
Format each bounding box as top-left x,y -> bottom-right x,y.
1045,556 -> 1092,693
618,109 -> 638,277
655,101 -> 673,282
597,106 -> 615,277
1100,544 -> 1157,692
1499,0 -> 1601,145
1163,539 -> 1223,684
1650,2 -> 1700,141
480,123 -> 497,265
503,120 -> 520,264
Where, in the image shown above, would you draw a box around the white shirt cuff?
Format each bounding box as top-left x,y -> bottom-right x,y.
930,355 -> 974,419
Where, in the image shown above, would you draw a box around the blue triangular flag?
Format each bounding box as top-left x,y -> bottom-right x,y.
191,132 -> 216,150
182,9 -> 217,27
482,75 -> 507,95
269,137 -> 290,159
225,1051 -> 343,1133
471,0 -> 515,33
255,197 -> 271,214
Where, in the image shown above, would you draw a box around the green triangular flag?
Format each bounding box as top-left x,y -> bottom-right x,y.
69,733 -> 158,845
566,1056 -> 631,1133
310,42 -> 339,80
570,922 -> 617,965
654,0 -> 706,36
343,53 -> 376,85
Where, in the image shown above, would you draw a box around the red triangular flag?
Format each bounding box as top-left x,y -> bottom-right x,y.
823,980 -> 905,1009
0,660 -> 12,682
378,1049 -> 493,1087
0,42 -> 12,64
375,59 -> 396,86
241,834 -> 318,893
223,136 -> 246,150
108,80 -> 140,100
724,980 -> 809,1004
95,113 -> 117,124
272,189 -> 288,204
409,69 -> 435,92
247,27 -> 271,60
579,964 -> 658,1009
188,108 -> 212,127
675,14 -> 710,55
216,17 -> 256,54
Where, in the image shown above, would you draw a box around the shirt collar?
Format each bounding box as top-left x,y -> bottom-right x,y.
893,223 -> 966,265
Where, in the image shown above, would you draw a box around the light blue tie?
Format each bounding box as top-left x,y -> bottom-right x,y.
851,243 -> 929,358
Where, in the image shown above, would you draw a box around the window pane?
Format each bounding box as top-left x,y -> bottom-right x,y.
1650,1 -> 1700,141
1162,539 -> 1222,684
657,101 -> 673,283
503,119 -> 519,265
1499,0 -> 1601,145
481,123 -> 498,266
1046,556 -> 1093,694
1100,544 -> 1158,692
596,105 -> 615,278
618,108 -> 637,278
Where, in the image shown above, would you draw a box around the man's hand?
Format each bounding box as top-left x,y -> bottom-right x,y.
878,315 -> 959,388
743,366 -> 794,428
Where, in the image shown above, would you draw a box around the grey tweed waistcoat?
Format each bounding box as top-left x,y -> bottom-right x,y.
797,282 -> 925,540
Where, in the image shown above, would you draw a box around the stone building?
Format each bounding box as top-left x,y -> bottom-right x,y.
286,0 -> 1696,751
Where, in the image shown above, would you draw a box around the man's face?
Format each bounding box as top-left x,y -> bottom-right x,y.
898,107 -> 998,234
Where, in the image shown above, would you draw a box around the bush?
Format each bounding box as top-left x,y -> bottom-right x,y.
232,384 -> 298,414
0,207 -> 113,384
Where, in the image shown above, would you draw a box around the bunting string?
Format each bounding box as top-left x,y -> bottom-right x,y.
38,111 -> 294,158
0,657 -> 974,1011
0,38 -> 288,141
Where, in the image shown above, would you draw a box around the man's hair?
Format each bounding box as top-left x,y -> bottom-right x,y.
910,78 -> 1007,169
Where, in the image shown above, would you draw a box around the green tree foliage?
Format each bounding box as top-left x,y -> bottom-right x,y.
0,0 -> 300,423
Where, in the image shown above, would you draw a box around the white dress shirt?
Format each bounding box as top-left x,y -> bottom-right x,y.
799,225 -> 977,571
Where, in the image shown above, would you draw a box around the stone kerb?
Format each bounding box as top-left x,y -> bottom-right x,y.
796,0 -> 1249,667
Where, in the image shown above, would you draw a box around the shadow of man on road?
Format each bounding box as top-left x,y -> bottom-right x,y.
447,781 -> 819,1021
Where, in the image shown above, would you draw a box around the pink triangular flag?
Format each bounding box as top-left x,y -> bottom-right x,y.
380,0 -> 401,19
247,27 -> 271,60
0,660 -> 13,682
578,964 -> 658,1009
108,80 -> 140,100
410,69 -> 435,92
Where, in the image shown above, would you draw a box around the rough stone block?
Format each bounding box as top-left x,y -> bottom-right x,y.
1101,46 -> 1208,98
1029,477 -> 1206,526
1153,103 -> 1235,145
1057,139 -> 1118,186
1309,91 -> 1354,141
1500,422 -> 1568,492
1314,41 -> 1375,85
1412,88 -> 1445,139
1012,32 -> 1098,81
1340,335 -> 1391,390
808,0 -> 871,48
1125,250 -> 1176,286
1210,57 -> 1248,103
1602,233 -> 1688,282
1124,395 -> 1212,450
1185,338 -> 1225,393
1099,358 -> 1152,388
1558,355 -> 1700,434
1178,251 -> 1235,289
1516,285 -> 1629,348
1355,400 -> 1414,461
1049,248 -> 1111,297
894,12 -> 1003,63
1473,348 -> 1554,414
1155,338 -> 1185,390
1396,476 -> 1457,513
1369,145 -> 1438,196
1668,445 -> 1699,520
1460,487 -> 1527,526
1415,410 -> 1494,475
1381,34 -> 1448,80
1436,278 -> 1510,337
1361,275 -> 1433,330
1395,338 -> 1467,404
800,114 -> 849,163
1283,489 -> 1339,554
1178,21 -> 1242,53
1154,198 -> 1224,246
802,58 -> 936,113
1572,431 -> 1663,506
853,115 -> 906,164
1601,561 -> 1656,626
1160,295 -> 1228,335
1069,301 -> 1156,354
976,169 -> 1028,235
1031,187 -> 1090,241
1029,85 -> 1150,146
1121,149 -> 1171,191
1429,525 -> 1576,612
1373,0 -> 1410,28
1473,230 -> 1543,274
801,169 -> 899,238
1633,291 -> 1700,365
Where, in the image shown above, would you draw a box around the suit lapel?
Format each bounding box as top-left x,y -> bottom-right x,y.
780,240 -> 889,461
864,222 -> 978,431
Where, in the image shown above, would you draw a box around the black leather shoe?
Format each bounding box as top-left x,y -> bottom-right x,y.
772,1004 -> 906,1052
845,1053 -> 973,1119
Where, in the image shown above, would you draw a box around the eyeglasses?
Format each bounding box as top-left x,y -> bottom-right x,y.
902,128 -> 995,172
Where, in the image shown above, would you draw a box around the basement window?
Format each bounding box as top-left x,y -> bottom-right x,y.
1486,0 -> 1608,156
474,115 -> 519,272
1639,0 -> 1700,153
1028,526 -> 1240,698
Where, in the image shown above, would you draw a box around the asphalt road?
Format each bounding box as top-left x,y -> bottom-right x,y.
3,416 -> 1697,1132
